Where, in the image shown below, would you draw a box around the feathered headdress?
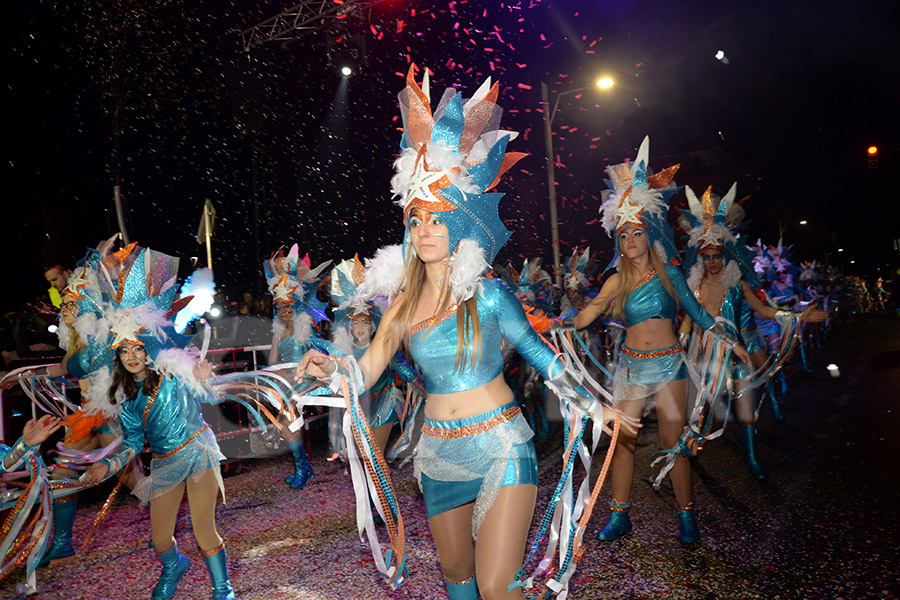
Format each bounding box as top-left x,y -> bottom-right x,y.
330,256 -> 381,355
390,64 -> 527,267
599,136 -> 680,270
564,247 -> 592,292
679,183 -> 759,290
263,244 -> 331,324
100,244 -> 194,361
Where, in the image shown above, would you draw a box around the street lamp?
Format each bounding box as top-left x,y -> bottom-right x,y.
778,219 -> 808,238
541,77 -> 615,288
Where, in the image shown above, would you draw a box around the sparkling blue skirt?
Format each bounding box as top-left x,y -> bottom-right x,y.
416,401 -> 537,533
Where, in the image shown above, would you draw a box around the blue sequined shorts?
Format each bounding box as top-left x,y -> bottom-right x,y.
618,343 -> 687,385
753,315 -> 780,338
419,401 -> 538,519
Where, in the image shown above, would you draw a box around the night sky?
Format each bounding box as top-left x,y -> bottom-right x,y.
6,0 -> 898,313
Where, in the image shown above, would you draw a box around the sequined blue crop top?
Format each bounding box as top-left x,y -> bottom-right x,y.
118,376 -> 211,457
409,279 -> 562,394
624,265 -> 716,330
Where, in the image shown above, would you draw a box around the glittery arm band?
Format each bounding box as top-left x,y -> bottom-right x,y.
706,321 -> 739,350
550,317 -> 577,332
0,437 -> 39,472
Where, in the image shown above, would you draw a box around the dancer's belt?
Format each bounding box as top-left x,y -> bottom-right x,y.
421,406 -> 521,440
620,343 -> 683,359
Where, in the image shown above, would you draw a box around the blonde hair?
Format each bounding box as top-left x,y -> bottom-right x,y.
383,248 -> 482,371
605,244 -> 677,321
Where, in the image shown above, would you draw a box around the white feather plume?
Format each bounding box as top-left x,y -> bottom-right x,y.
57,322 -> 74,351
291,312 -> 314,345
686,262 -> 705,293
332,326 -> 354,356
82,366 -> 122,420
72,312 -> 108,343
151,346 -> 207,398
721,259 -> 742,289
448,239 -> 488,303
390,141 -> 480,208
359,245 -> 405,301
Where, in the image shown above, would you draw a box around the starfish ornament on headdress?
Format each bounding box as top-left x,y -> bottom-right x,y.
598,136 -> 681,271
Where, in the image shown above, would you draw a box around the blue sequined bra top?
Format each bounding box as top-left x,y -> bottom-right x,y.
409,279 -> 561,394
623,265 -> 716,331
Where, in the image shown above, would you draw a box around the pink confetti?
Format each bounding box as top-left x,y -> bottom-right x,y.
517,83 -> 532,90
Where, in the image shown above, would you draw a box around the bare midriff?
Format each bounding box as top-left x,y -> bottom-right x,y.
623,318 -> 678,351
424,373 -> 514,421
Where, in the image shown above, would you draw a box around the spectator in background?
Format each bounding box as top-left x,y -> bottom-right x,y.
44,265 -> 71,309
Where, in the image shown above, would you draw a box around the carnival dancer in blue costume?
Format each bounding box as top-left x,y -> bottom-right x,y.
678,184 -> 825,480
497,258 -> 556,439
330,256 -> 420,457
560,137 -> 751,544
298,65 -> 636,599
83,244 -> 235,600
0,237 -> 143,568
264,244 -> 331,488
0,415 -> 62,592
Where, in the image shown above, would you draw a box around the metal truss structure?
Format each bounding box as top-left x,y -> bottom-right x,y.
240,0 -> 383,52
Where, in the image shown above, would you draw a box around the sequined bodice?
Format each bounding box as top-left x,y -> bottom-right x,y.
409,279 -> 560,394
119,376 -> 209,456
625,265 -> 715,330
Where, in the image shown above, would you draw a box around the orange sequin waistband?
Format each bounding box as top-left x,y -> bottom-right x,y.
421,405 -> 521,440
620,343 -> 683,359
153,425 -> 211,459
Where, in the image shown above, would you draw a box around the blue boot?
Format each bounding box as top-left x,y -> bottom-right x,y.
38,496 -> 77,567
766,381 -> 785,421
675,503 -> 700,544
536,403 -> 552,439
597,501 -> 632,541
444,573 -> 478,600
739,422 -> 768,480
284,438 -> 313,489
203,543 -> 236,600
777,371 -> 789,396
152,540 -> 191,600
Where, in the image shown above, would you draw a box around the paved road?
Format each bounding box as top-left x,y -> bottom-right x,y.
569,312 -> 900,599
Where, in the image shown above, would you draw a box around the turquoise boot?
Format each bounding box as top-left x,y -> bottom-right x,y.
203,543 -> 236,600
284,438 -> 313,489
597,501 -> 632,541
38,496 -> 77,567
152,540 -> 191,600
765,381 -> 785,421
675,503 -> 700,544
444,573 -> 478,599
739,422 -> 768,480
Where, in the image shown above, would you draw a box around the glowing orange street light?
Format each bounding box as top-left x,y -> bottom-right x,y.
867,146 -> 878,155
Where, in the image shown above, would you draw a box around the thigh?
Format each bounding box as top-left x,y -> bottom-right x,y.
654,378 -> 688,442
150,481 -> 186,538
428,501 -> 476,576
185,468 -> 221,524
474,484 -> 537,596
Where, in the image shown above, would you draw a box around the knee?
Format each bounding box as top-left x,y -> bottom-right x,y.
440,559 -> 476,584
475,568 -> 517,600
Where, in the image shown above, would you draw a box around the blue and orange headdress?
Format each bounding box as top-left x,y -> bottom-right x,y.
263,244 -> 331,325
679,183 -> 759,290
390,64 -> 526,267
599,136 -> 680,271
99,244 -> 194,362
330,255 -> 382,354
